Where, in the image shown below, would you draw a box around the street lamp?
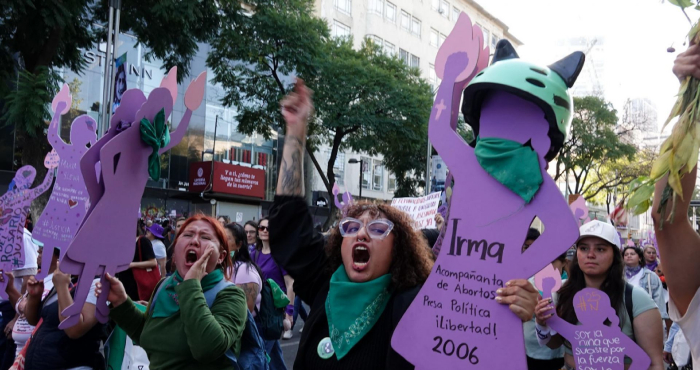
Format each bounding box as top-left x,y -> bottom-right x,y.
348,158 -> 364,200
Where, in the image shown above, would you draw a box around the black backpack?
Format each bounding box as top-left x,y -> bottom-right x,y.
252,250 -> 286,341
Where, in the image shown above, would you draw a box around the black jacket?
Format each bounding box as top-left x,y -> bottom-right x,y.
268,196 -> 417,370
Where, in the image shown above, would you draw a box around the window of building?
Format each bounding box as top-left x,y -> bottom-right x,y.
431,0 -> 439,10
373,160 -> 384,191
477,23 -> 490,45
430,28 -> 439,47
367,34 -> 383,48
388,173 -> 396,192
411,17 -> 421,37
336,0 -> 352,15
401,10 -> 410,31
399,48 -> 410,64
439,33 -> 446,47
439,0 -> 449,18
361,157 -> 372,189
385,2 -> 396,22
429,64 -> 438,90
325,149 -> 345,185
384,41 -> 396,55
410,54 -> 420,68
332,20 -> 351,37
491,34 -> 499,50
368,0 -> 383,15
452,6 -> 460,22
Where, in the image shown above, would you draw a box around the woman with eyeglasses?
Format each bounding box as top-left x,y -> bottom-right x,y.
251,217 -> 295,369
244,221 -> 259,251
267,80 -> 538,369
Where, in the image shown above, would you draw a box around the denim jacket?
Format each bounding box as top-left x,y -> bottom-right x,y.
638,268 -> 670,320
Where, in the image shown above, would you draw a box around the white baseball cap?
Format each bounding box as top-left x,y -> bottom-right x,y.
576,220 -> 621,249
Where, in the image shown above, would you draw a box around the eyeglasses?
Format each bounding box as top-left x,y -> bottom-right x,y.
245,230 -> 257,235
338,217 -> 394,240
258,226 -> 269,232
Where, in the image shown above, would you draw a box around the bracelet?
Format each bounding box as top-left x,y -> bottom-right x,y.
535,322 -> 551,339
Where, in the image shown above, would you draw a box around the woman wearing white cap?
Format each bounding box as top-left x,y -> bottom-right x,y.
535,220 -> 665,370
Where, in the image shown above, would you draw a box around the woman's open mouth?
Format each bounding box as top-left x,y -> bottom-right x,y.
185,250 -> 198,266
352,244 -> 371,271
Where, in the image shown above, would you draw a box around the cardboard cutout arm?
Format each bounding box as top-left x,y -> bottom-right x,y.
520,178 -> 579,276
429,60 -> 470,176
619,332 -> 653,370
48,103 -> 68,154
98,131 -> 127,189
160,71 -> 205,154
30,169 -> 55,199
545,314 -> 576,341
80,136 -> 110,213
160,109 -> 191,154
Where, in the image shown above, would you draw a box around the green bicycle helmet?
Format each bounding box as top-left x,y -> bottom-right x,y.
462,40 -> 585,162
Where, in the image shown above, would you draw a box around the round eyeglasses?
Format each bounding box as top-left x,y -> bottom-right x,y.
338,217 -> 394,240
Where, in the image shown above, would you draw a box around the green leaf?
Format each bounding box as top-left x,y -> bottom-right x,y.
669,0 -> 694,8
628,183 -> 655,209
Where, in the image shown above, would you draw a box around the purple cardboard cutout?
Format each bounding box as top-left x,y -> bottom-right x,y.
539,276 -> 651,370
570,196 -> 591,226
57,68 -> 206,329
390,13 -> 579,369
34,84 -> 98,281
332,182 -> 355,217
0,160 -> 55,298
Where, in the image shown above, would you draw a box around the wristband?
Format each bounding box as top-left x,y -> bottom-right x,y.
285,304 -> 294,316
535,322 -> 550,339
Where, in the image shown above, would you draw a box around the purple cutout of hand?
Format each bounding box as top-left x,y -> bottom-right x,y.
390,12 -> 579,370
34,84 -> 98,281
56,69 -> 206,329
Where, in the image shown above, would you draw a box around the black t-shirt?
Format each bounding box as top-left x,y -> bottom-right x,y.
117,236 -> 156,301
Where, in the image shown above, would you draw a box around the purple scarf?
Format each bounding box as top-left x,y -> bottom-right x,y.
646,260 -> 658,272
625,265 -> 643,280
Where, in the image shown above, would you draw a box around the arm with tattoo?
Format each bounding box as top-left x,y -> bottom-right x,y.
236,282 -> 259,313
276,79 -> 312,197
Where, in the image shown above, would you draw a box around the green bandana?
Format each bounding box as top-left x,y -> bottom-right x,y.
325,267 -> 392,360
151,269 -> 224,318
268,279 -> 291,308
474,136 -> 543,203
139,108 -> 171,181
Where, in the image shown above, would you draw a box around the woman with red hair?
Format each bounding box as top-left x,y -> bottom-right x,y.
97,214 -> 249,370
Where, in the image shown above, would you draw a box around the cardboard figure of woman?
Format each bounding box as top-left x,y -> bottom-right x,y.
391,12 -> 585,369
33,84 -> 98,281
0,158 -> 56,297
537,270 -> 650,370
57,68 -> 206,329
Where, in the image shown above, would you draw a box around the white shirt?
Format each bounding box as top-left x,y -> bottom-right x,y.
627,268 -> 645,288
151,239 -> 167,260
668,288 -> 700,368
21,229 -> 39,269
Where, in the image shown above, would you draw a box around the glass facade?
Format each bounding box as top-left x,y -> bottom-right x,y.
4,32 -> 278,203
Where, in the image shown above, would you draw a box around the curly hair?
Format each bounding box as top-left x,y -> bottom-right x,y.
325,202 -> 434,291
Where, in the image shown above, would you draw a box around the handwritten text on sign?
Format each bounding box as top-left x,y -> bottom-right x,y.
391,192 -> 441,229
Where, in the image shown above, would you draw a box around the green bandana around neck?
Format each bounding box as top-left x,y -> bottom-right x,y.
139,108 -> 171,181
474,136 -> 543,203
325,267 -> 393,360
151,269 -> 224,318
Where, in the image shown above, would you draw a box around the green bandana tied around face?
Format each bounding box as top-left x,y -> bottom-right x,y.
474,136 -> 543,203
325,267 -> 392,360
151,269 -> 224,318
140,108 -> 171,181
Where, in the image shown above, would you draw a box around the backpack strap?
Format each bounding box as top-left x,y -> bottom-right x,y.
203,279 -> 235,307
147,278 -> 168,316
624,282 -> 634,330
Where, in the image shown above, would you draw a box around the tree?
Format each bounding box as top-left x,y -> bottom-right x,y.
553,96 -> 637,196
208,1 -> 433,216
1,0 -> 241,218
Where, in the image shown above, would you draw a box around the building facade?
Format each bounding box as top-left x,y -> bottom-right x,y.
310,0 -> 522,202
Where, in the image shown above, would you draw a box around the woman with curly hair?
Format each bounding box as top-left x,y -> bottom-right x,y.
268,79 -> 539,369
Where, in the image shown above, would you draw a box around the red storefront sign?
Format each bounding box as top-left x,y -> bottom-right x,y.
188,161 -> 266,199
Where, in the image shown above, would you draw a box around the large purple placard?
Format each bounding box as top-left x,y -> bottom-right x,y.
57,68 -> 206,328
0,160 -> 55,297
34,84 -> 97,280
391,12 -> 580,369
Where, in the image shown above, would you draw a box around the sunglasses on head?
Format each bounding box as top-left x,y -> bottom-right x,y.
338,217 -> 394,240
258,226 -> 268,232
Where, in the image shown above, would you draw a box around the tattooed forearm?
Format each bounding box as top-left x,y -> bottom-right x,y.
277,135 -> 305,196
237,282 -> 259,312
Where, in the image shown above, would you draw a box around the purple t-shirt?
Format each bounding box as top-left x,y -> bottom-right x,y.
253,250 -> 288,294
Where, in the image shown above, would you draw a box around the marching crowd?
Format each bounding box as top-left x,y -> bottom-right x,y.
2,31 -> 700,370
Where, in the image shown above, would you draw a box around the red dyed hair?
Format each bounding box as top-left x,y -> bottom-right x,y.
172,214 -> 233,280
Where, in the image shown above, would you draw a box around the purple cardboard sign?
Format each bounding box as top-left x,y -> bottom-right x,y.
0,161 -> 55,298
540,277 -> 651,370
34,84 -> 98,281
570,196 -> 592,226
390,12 -> 580,369
57,68 -> 206,329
